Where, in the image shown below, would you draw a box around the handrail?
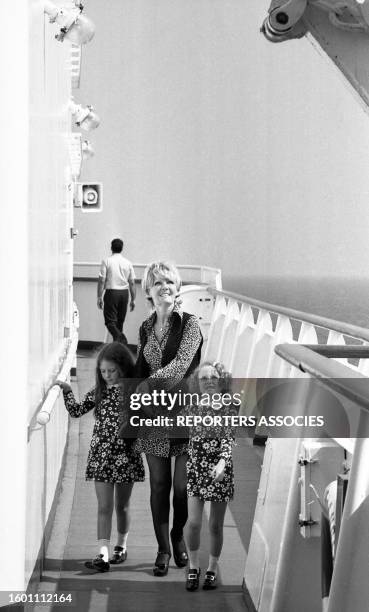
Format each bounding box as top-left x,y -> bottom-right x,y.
74,261 -> 221,273
74,262 -> 222,289
275,343 -> 369,413
209,287 -> 369,343
36,331 -> 79,426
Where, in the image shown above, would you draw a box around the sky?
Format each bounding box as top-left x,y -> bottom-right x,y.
74,0 -> 369,281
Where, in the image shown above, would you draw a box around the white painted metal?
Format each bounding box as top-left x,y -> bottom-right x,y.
74,261 -> 222,287
179,285 -> 215,354
263,1 -> 369,109
305,2 -> 369,110
0,0 -> 78,592
203,295 -> 228,362
327,411 -> 369,612
216,299 -> 241,370
37,329 -> 79,425
70,44 -> 82,89
0,0 -> 29,593
229,303 -> 256,377
299,440 -> 345,538
73,263 -> 220,345
203,288 -> 369,610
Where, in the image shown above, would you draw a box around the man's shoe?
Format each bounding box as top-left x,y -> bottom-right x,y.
84,554 -> 110,572
109,546 -> 127,564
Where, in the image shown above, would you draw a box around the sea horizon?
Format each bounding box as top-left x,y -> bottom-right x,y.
223,275 -> 369,330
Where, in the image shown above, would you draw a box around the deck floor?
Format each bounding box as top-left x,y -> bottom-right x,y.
35,351 -> 263,612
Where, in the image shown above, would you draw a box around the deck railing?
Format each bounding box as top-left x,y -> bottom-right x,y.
273,342 -> 369,612
73,262 -> 222,346
206,287 -> 369,612
73,261 -> 222,289
204,287 -> 369,378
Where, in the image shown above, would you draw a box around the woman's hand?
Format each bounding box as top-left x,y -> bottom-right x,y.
211,459 -> 226,482
136,380 -> 151,394
55,380 -> 72,393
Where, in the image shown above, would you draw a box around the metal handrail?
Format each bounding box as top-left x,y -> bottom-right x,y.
209,287 -> 369,343
275,343 -> 369,413
74,261 -> 221,275
75,261 -> 220,270
36,331 -> 79,426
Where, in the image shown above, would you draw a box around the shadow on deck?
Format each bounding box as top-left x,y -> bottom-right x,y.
36,351 -> 263,612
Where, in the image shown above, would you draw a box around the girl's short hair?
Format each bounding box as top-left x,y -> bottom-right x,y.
142,261 -> 182,302
95,342 -> 135,409
188,361 -> 232,395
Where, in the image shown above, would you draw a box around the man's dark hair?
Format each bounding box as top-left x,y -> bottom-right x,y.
111,238 -> 124,253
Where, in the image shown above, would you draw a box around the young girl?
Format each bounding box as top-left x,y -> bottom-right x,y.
184,361 -> 236,591
56,342 -> 144,572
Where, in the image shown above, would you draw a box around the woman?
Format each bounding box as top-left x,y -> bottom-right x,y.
135,261 -> 202,577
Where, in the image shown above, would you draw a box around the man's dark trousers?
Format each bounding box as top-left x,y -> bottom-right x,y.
103,289 -> 129,343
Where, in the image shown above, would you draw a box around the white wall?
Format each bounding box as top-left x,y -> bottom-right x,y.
0,0 -> 75,590
28,0 -> 74,416
73,0 -> 369,284
0,0 -> 29,593
24,0 -> 75,589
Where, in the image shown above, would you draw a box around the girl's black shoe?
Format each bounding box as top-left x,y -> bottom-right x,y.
186,568 -> 201,591
203,571 -> 217,590
153,551 -> 171,577
110,546 -> 127,564
170,530 -> 188,567
84,554 -> 110,572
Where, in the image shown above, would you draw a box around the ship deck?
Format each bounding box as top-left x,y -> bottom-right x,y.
35,350 -> 263,612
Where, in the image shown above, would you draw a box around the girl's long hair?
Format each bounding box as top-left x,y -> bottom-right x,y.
95,342 -> 135,412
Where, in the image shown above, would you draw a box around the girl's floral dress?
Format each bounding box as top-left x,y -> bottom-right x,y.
63,385 -> 145,483
184,401 -> 236,502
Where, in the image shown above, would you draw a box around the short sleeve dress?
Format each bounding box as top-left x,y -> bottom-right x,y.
63,385 -> 145,484
185,401 -> 236,502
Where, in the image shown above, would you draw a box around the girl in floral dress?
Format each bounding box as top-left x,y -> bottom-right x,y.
57,342 -> 144,572
184,361 -> 236,591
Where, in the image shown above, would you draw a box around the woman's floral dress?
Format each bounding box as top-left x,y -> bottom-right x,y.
185,402 -> 236,502
134,304 -> 202,458
63,385 -> 145,483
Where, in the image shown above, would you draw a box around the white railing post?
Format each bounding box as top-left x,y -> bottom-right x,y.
327,412 -> 369,612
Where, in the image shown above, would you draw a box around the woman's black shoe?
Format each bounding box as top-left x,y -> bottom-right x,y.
170,530 -> 188,567
203,571 -> 217,590
153,551 -> 171,577
186,568 -> 200,591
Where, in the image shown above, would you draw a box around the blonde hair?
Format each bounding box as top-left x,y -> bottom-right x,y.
142,261 -> 182,303
188,361 -> 232,395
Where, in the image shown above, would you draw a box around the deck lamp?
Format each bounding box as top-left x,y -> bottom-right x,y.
81,139 -> 95,159
69,101 -> 100,131
44,1 -> 95,45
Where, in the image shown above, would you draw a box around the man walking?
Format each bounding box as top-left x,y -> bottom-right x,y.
97,238 -> 136,344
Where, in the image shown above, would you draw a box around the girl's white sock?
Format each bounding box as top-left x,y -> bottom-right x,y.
207,554 -> 220,574
116,531 -> 129,552
98,539 -> 110,562
188,549 -> 200,570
